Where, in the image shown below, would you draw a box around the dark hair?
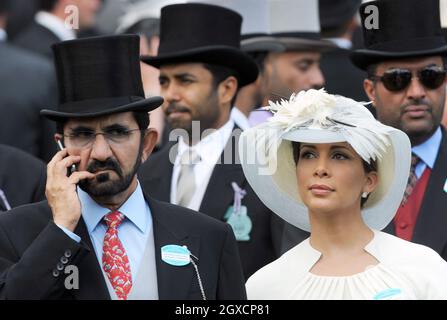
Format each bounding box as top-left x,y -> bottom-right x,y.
38,0 -> 58,11
203,63 -> 241,107
366,63 -> 378,79
247,51 -> 268,74
292,141 -> 377,207
56,111 -> 150,134
0,0 -> 11,14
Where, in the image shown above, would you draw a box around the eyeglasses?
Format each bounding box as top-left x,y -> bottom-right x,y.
369,65 -> 446,92
63,128 -> 143,148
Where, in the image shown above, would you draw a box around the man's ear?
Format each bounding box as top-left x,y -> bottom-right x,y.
363,79 -> 377,108
218,76 -> 238,105
54,133 -> 63,143
141,128 -> 158,163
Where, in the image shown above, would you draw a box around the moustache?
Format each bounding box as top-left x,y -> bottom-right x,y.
401,99 -> 433,113
87,158 -> 123,177
165,103 -> 190,116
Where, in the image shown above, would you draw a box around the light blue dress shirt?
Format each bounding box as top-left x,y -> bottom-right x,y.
412,127 -> 442,179
58,181 -> 152,282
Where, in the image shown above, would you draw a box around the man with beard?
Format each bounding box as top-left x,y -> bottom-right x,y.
350,0 -> 447,260
0,35 -> 246,300
138,3 -> 284,279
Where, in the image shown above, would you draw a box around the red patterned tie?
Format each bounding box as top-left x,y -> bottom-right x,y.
102,211 -> 132,300
401,154 -> 420,206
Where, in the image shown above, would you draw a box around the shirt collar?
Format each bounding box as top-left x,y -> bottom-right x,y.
78,180 -> 150,234
325,37 -> 352,50
412,126 -> 442,169
35,11 -> 76,41
0,28 -> 7,41
231,107 -> 250,131
177,118 -> 235,163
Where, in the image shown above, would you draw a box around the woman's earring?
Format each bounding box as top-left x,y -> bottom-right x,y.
362,192 -> 369,199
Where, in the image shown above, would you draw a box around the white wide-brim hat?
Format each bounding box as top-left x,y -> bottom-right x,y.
239,89 -> 411,232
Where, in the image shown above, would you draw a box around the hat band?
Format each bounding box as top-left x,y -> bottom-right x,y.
367,36 -> 447,53
58,96 -> 145,114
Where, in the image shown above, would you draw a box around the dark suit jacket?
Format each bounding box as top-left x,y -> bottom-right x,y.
12,22 -> 61,60
0,144 -> 46,211
138,128 -> 284,279
384,127 -> 447,261
0,41 -> 57,162
0,194 -> 246,300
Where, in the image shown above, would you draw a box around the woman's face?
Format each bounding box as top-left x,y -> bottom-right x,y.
296,142 -> 378,214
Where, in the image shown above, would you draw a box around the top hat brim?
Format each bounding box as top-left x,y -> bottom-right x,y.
351,46 -> 447,70
40,96 -> 164,122
141,46 -> 259,87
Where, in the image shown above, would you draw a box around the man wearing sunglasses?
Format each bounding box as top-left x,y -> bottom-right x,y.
351,0 -> 447,261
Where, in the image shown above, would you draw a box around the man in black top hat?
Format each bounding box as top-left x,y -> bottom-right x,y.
351,0 -> 447,260
138,2 -> 284,279
0,34 -> 246,300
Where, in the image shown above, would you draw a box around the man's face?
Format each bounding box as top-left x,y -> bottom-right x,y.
59,112 -> 156,198
159,63 -> 222,134
364,56 -> 446,145
70,0 -> 101,29
265,51 -> 324,101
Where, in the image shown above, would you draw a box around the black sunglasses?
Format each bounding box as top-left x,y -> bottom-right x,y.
369,65 -> 446,92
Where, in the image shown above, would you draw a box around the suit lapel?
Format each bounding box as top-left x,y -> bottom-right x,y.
412,129 -> 447,252
148,195 -> 200,299
70,217 -> 110,300
199,127 -> 246,220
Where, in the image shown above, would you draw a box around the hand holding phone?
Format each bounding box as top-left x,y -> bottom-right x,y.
56,140 -> 76,175
46,140 -> 95,232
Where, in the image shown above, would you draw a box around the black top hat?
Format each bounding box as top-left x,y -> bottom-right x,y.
351,0 -> 447,70
40,35 -> 163,122
141,3 -> 258,87
319,0 -> 362,31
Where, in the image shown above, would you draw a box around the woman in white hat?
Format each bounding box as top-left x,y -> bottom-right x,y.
239,89 -> 447,299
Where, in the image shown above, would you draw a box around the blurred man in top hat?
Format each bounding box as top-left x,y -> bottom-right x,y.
350,0 -> 447,260
138,2 -> 284,279
318,0 -> 370,104
0,35 -> 246,300
241,0 -> 336,128
13,0 -> 102,60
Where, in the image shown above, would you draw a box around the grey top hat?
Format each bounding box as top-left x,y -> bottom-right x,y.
241,0 -> 336,53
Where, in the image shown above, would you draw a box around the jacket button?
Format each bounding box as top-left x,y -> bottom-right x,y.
56,262 -> 64,271
52,269 -> 60,277
64,250 -> 72,258
61,256 -> 69,264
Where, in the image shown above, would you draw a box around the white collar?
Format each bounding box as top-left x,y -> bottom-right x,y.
35,11 -> 76,41
177,119 -> 235,164
0,28 -> 6,41
325,37 -> 352,50
231,107 -> 250,131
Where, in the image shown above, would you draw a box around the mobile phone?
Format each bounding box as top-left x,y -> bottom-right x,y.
56,139 -> 76,175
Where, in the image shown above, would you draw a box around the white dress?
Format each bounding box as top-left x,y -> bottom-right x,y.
246,230 -> 447,300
